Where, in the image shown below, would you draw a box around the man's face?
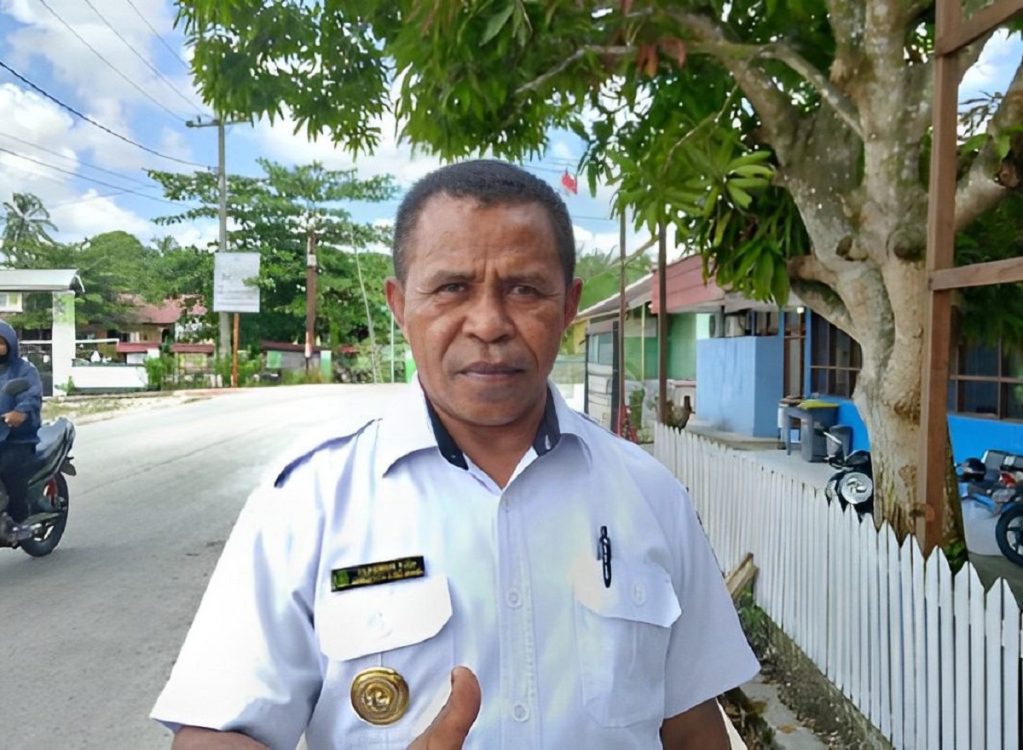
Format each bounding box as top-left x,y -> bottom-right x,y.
0,339 -> 7,357
387,195 -> 581,433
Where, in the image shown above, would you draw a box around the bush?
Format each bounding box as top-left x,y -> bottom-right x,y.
144,355 -> 174,391
213,355 -> 262,387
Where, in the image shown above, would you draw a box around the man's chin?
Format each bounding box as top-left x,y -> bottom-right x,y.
445,396 -> 543,431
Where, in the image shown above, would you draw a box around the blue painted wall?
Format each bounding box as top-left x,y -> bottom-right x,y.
947,415 -> 1023,463
815,398 -> 1023,462
697,335 -> 784,437
816,397 -> 871,452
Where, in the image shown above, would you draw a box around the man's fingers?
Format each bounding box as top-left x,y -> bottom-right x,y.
411,667 -> 481,749
444,667 -> 481,738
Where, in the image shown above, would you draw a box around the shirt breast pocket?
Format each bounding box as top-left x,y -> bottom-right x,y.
314,575 -> 454,744
572,559 -> 681,727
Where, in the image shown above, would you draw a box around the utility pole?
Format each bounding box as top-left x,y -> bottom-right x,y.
216,120 -> 230,371
305,228 -> 318,373
617,212 -> 627,434
657,223 -> 668,424
186,115 -> 243,383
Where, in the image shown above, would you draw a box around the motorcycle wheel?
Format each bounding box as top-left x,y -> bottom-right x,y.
995,504 -> 1023,567
20,475 -> 69,558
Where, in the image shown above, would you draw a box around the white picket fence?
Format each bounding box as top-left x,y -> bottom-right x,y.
654,423 -> 1022,750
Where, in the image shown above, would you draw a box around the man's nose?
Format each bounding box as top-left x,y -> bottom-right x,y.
463,290 -> 514,342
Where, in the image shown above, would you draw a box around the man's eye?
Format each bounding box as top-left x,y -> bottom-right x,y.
437,283 -> 465,293
511,285 -> 539,296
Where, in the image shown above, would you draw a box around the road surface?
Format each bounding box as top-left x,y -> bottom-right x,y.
0,384 -> 403,749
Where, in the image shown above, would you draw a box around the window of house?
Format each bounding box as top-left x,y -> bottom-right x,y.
587,332 -> 614,366
809,315 -> 861,398
949,341 -> 1023,419
0,291 -> 23,313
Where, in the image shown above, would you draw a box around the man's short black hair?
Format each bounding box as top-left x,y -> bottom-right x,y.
393,159 -> 576,285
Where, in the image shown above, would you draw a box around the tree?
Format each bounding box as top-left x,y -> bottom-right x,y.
1,192 -> 57,266
576,245 -> 652,311
176,2 -> 1023,542
10,229 -> 167,332
149,160 -> 397,351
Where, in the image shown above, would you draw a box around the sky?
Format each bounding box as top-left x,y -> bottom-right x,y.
0,1 -> 1021,265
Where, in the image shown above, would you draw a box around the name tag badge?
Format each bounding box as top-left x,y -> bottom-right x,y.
331,556 -> 426,593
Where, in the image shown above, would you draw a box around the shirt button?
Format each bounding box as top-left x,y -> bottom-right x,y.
512,703 -> 530,722
631,583 -> 646,605
368,611 -> 390,637
506,589 -> 522,608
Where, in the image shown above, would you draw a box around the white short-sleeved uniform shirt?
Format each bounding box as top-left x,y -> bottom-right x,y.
152,381 -> 758,748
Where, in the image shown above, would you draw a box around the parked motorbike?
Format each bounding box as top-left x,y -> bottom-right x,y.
823,431 -> 874,517
0,378 -> 76,557
956,451 -> 1023,567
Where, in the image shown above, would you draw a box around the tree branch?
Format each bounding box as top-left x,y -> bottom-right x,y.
514,45 -> 632,96
663,11 -> 802,162
685,35 -> 862,141
760,43 -> 863,140
955,56 -> 1023,230
789,277 -> 853,334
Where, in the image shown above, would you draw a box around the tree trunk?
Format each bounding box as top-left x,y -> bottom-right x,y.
852,301 -> 965,547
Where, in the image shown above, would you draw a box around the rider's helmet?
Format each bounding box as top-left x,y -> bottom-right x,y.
958,457 -> 986,482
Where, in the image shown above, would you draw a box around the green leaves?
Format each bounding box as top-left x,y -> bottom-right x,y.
481,2 -> 515,44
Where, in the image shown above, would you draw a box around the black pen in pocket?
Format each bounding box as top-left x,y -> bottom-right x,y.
598,525 -> 612,588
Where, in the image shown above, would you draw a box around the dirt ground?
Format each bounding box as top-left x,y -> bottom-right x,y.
42,391 -> 212,425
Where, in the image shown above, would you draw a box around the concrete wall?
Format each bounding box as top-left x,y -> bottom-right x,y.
668,314 -> 698,381
696,335 -> 784,437
817,398 -> 1023,463
949,415 -> 1023,464
70,364 -> 148,392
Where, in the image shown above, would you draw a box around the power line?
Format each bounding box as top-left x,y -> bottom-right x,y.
83,0 -> 207,115
122,0 -> 192,73
0,131 -> 154,188
37,0 -> 189,122
0,58 -> 210,170
0,147 -> 185,206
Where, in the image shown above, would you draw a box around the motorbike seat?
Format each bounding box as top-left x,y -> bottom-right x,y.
28,419 -> 74,476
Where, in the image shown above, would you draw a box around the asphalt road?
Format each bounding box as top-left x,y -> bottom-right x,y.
0,384 -> 404,749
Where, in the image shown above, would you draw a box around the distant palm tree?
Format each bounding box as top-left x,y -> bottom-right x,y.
1,192 -> 57,266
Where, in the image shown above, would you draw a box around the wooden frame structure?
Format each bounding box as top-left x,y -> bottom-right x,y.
919,0 -> 1023,550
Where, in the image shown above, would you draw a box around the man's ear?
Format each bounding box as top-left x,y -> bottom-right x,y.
385,277 -> 407,333
564,278 -> 583,326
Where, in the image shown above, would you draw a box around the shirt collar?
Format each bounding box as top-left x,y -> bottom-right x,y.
376,378 -> 591,476
424,386 -> 562,471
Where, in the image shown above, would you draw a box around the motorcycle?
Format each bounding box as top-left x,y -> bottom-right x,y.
823,430 -> 874,517
956,452 -> 1023,567
0,378 -> 76,557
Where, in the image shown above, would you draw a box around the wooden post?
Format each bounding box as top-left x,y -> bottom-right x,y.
618,212 -> 628,432
231,313 -> 240,388
305,230 -> 317,373
657,223 -> 668,423
918,0 -> 962,551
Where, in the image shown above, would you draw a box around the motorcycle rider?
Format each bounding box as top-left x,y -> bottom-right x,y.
0,320 -> 43,537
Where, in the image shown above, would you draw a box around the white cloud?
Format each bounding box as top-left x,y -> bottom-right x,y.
960,30 -> 1022,96
49,191 -> 152,241
244,110 -> 444,189
159,218 -> 218,250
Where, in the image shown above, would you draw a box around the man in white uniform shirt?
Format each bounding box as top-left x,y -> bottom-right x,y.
153,160 -> 758,749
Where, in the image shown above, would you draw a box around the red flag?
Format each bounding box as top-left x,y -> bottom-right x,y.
561,170 -> 578,195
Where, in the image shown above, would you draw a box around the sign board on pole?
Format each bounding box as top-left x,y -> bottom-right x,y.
214,253 -> 261,313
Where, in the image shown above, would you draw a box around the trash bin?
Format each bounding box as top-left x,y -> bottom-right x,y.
825,424 -> 852,460
791,401 -> 839,462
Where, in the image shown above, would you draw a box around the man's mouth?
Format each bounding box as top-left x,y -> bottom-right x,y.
460,362 -> 523,376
